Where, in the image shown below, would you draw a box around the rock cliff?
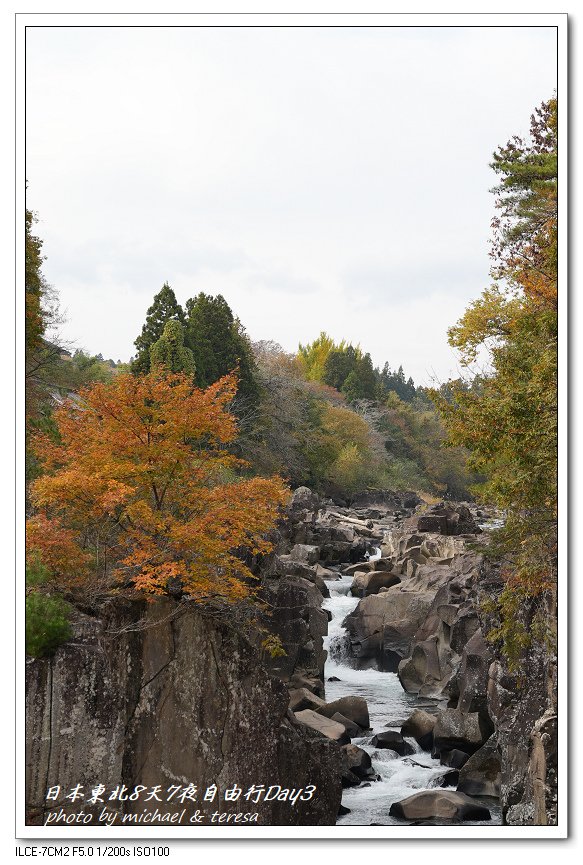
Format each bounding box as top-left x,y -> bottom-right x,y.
26,597 -> 342,826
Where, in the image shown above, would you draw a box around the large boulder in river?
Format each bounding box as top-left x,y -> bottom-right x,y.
457,735 -> 501,797
370,730 -> 414,756
433,708 -> 493,757
344,588 -> 434,671
350,570 -> 401,597
341,744 -> 375,786
389,790 -> 491,822
316,696 -> 370,730
400,709 -> 436,751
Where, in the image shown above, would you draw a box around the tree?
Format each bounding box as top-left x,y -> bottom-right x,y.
27,371 -> 289,604
185,293 -> 259,403
132,283 -> 185,374
150,320 -> 196,375
431,97 -> 557,666
298,332 -> 343,382
25,207 -> 64,414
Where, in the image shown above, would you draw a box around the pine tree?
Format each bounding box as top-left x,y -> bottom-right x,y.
132,283 -> 185,374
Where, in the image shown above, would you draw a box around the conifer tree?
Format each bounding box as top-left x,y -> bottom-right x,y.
185,293 -> 259,403
150,320 -> 196,375
132,283 -> 185,374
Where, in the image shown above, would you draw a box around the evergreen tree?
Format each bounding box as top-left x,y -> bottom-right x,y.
132,283 -> 185,374
323,345 -> 358,390
150,320 -> 196,375
185,293 -> 259,403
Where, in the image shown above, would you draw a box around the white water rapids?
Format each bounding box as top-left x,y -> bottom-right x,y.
322,552 -> 500,826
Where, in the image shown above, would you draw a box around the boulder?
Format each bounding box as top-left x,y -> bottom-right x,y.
440,749 -> 470,769
289,673 -> 325,699
315,564 -> 341,581
290,486 -> 320,514
317,696 -> 370,730
430,770 -> 460,788
341,562 -> 374,577
341,744 -> 375,781
288,687 -> 327,713
289,544 -> 320,565
417,515 -> 449,534
370,730 -> 414,756
389,790 -> 491,822
457,735 -> 501,797
400,709 -> 436,751
331,713 -> 363,739
397,636 -> 442,694
454,629 -> 492,714
344,589 -> 434,671
433,708 -> 492,757
350,571 -> 401,597
293,709 -> 350,745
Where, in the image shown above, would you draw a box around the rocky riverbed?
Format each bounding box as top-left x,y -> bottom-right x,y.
26,487 -> 557,826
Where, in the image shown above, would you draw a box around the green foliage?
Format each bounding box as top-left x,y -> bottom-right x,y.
26,592 -> 72,657
185,293 -> 259,404
150,320 -> 196,375
260,633 -> 287,659
377,363 -> 417,402
132,283 -> 185,374
431,97 -> 557,665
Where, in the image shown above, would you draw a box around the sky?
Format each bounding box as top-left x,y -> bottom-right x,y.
25,25 -> 557,386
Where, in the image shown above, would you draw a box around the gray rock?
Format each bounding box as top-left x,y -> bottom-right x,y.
350,571 -> 401,597
400,709 -> 436,751
288,687 -> 327,713
25,599 -> 342,826
440,749 -> 470,769
433,708 -> 492,756
290,544 -> 320,565
370,731 -> 414,756
457,735 -> 501,797
294,709 -> 350,745
389,790 -> 491,821
317,696 -> 370,730
331,712 -> 362,738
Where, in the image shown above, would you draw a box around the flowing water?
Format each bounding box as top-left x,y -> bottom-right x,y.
322,553 -> 500,826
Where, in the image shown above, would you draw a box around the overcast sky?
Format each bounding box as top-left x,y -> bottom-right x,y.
25,25 -> 557,385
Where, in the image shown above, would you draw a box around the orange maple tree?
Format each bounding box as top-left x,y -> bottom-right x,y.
27,371 -> 290,603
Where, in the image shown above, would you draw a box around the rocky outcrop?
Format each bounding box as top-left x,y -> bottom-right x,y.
485,632 -> 557,825
26,598 -> 343,826
409,503 -> 481,536
344,531 -> 478,673
261,576 -> 329,690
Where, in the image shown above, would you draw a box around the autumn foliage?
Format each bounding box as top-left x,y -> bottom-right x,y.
430,97 -> 558,665
27,371 -> 290,603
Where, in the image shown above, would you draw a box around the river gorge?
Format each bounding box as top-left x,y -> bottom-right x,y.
26,488 -> 556,828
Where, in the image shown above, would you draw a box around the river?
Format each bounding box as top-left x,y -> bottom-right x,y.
322,552 -> 501,826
